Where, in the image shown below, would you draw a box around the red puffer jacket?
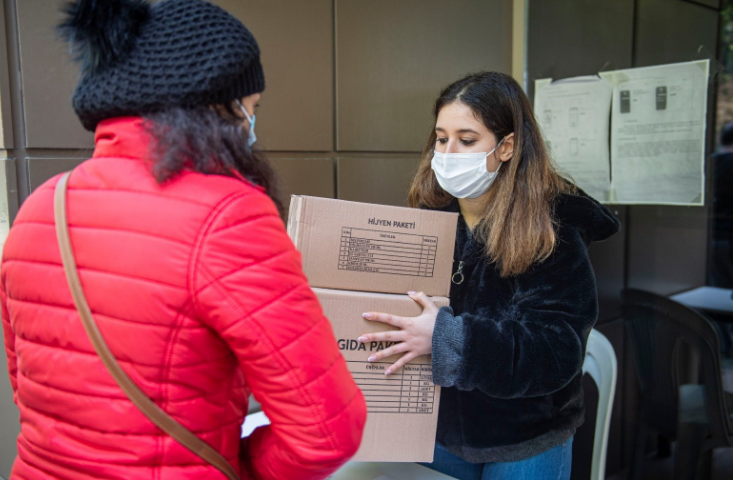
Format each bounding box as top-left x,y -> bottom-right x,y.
1,117 -> 366,480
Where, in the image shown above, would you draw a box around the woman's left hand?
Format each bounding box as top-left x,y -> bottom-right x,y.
358,291 -> 439,375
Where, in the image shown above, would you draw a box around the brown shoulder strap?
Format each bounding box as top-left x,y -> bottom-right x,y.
54,172 -> 239,480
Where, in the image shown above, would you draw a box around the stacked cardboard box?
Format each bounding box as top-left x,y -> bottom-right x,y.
288,196 -> 458,462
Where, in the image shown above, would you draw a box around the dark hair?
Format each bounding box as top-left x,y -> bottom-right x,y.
721,121 -> 733,147
409,71 -> 574,276
143,104 -> 283,215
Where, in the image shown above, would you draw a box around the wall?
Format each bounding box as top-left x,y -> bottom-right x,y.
527,0 -> 720,478
3,0 -> 719,477
0,0 -> 515,476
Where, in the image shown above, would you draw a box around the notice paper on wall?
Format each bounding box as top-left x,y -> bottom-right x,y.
600,60 -> 709,205
0,158 -> 10,255
534,76 -> 613,202
534,60 -> 710,206
0,96 -> 5,148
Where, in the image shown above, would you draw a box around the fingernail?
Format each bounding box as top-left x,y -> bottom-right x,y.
407,291 -> 416,295
358,336 -> 368,343
385,369 -> 392,375
362,313 -> 372,319
368,356 -> 377,362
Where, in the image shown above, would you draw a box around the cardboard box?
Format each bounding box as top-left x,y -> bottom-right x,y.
314,288 -> 449,462
288,196 -> 459,297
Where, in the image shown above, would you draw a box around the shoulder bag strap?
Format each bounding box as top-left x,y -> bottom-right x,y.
54,172 -> 239,480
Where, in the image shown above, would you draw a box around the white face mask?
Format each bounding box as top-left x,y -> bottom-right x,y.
431,138 -> 505,199
236,100 -> 257,147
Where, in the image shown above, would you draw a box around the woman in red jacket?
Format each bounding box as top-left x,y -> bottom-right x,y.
0,1 -> 366,479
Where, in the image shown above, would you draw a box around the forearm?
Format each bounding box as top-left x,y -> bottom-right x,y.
432,307 -> 587,398
431,306 -> 466,388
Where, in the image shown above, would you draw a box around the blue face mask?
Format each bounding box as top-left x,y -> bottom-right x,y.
236,100 -> 257,147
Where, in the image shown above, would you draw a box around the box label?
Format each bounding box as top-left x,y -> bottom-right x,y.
339,227 -> 438,278
349,361 -> 436,414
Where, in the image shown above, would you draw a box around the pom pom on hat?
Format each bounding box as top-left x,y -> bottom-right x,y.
58,0 -> 151,75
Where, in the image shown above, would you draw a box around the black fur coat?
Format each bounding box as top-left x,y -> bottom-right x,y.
431,191 -> 621,463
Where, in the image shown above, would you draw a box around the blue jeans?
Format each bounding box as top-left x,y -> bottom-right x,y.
423,437 -> 573,480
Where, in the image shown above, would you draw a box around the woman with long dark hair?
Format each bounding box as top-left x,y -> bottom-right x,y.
358,72 -> 620,479
0,1 -> 365,479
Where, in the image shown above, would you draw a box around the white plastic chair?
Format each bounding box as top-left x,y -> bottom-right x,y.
582,329 -> 618,480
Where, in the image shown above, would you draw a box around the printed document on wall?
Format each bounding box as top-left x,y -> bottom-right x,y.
534,76 -> 613,202
600,60 -> 709,205
0,159 -> 9,255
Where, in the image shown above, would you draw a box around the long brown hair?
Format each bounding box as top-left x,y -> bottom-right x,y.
408,72 -> 575,277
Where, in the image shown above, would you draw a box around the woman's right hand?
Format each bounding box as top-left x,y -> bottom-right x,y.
357,291 -> 439,375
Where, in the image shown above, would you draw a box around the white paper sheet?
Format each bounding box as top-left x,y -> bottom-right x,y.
534,76 -> 613,202
0,96 -> 5,149
241,411 -> 270,438
0,158 -> 10,255
600,60 -> 709,205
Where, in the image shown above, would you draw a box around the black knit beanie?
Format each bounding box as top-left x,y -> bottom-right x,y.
59,0 -> 266,131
